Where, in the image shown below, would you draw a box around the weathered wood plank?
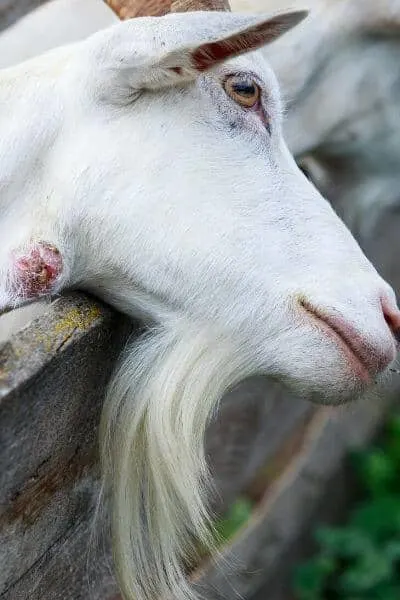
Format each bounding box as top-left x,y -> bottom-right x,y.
207,379 -> 312,515
0,293 -> 132,595
0,397 -> 314,600
0,292 -> 313,598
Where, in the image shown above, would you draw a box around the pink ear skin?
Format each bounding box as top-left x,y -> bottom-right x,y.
11,241 -> 63,300
191,11 -> 309,72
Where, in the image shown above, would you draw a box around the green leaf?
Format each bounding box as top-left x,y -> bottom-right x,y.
314,526 -> 372,558
351,449 -> 397,496
384,540 -> 400,561
214,497 -> 253,543
293,556 -> 336,600
387,414 -> 400,442
336,548 -> 393,593
382,415 -> 400,476
351,496 -> 400,542
291,410 -> 400,600
358,582 -> 400,600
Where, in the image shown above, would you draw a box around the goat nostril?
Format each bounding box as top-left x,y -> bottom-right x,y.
381,297 -> 400,346
392,327 -> 400,346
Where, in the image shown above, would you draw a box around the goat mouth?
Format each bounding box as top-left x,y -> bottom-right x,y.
299,300 -> 375,384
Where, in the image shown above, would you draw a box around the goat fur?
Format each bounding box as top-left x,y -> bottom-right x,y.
1,4 -> 400,600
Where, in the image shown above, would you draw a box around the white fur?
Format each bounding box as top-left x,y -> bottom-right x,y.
100,321 -> 252,600
1,5 -> 400,600
263,1 -> 400,242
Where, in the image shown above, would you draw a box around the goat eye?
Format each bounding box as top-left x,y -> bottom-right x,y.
223,75 -> 261,108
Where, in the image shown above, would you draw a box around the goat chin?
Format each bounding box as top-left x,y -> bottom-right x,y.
99,319 -> 251,600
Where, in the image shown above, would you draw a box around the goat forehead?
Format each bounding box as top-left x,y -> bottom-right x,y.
222,51 -> 273,79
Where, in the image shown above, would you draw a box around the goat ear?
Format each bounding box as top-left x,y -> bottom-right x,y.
146,11 -> 308,88
103,11 -> 308,93
189,11 -> 308,72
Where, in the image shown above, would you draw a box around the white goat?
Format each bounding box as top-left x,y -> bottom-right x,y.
2,0 -> 399,297
1,2 -> 400,600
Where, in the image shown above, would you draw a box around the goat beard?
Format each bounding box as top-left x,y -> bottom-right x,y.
99,319 -> 250,600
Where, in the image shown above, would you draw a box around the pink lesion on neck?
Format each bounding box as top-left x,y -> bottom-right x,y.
12,241 -> 63,300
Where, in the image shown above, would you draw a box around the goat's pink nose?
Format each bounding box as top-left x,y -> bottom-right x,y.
381,296 -> 400,347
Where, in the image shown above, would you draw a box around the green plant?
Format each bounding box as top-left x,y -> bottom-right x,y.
193,495 -> 254,564
293,414 -> 400,600
214,496 -> 254,545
